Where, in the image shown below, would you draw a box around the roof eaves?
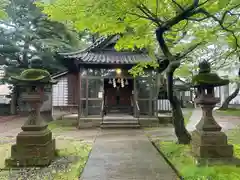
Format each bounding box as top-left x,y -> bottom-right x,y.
51,71 -> 69,79
57,36 -> 109,57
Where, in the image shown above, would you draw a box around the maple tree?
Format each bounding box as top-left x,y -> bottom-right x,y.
38,0 -> 240,144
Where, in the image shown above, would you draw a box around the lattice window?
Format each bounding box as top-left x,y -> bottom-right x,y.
52,77 -> 68,106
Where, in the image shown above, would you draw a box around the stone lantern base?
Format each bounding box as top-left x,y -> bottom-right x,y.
5,127 -> 56,167
191,130 -> 233,163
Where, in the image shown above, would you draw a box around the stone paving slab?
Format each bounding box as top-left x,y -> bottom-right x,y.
186,108 -> 240,132
80,129 -> 177,180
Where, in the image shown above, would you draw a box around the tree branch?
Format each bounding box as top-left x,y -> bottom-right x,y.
155,27 -> 174,60
160,0 -> 201,31
136,4 -> 162,26
127,12 -> 155,22
0,21 -> 16,28
178,42 -> 202,59
199,8 -> 240,49
171,0 -> 185,11
156,0 -> 159,16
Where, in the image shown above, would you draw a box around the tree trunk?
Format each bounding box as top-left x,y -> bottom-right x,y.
167,72 -> 191,144
219,68 -> 240,110
156,27 -> 191,144
219,83 -> 240,110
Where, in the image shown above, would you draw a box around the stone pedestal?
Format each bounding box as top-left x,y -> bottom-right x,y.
5,92 -> 56,167
6,129 -> 55,167
191,130 -> 233,159
191,95 -> 233,161
190,61 -> 234,164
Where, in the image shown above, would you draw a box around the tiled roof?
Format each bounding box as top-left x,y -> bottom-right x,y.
58,35 -> 152,65
62,51 -> 152,64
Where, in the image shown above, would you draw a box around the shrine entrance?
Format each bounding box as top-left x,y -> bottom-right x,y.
57,35 -> 159,129
104,78 -> 133,115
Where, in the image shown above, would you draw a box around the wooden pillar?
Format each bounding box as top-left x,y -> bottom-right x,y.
154,73 -> 160,116
149,75 -> 153,116
133,78 -> 137,117
78,68 -> 82,128
86,71 -> 89,116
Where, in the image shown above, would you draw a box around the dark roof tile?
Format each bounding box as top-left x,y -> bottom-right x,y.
58,35 -> 153,65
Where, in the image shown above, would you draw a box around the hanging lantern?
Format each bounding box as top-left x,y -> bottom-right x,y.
125,79 -> 129,85
116,68 -> 122,75
113,79 -> 116,88
117,78 -> 121,83
108,79 -> 112,84
121,78 -> 124,88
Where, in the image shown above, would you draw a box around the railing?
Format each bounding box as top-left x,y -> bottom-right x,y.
134,100 -> 140,124
100,99 -> 105,124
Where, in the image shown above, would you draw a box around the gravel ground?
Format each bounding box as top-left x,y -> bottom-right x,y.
0,156 -> 80,180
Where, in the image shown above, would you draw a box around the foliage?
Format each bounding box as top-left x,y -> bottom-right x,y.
129,60 -> 159,77
38,0 -> 240,66
217,108 -> 240,117
157,140 -> 240,179
0,0 -> 88,83
38,0 -> 240,144
174,64 -> 194,81
0,0 -> 8,19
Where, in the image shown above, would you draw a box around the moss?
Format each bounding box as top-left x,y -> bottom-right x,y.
48,119 -> 77,131
52,141 -> 92,180
184,110 -> 193,125
10,68 -> 57,84
11,69 -> 50,81
20,69 -> 50,79
192,73 -> 229,87
157,141 -> 240,179
217,108 -> 240,117
0,139 -> 92,180
154,127 -> 240,179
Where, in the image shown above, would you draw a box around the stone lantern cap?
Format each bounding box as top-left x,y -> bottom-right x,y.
192,61 -> 229,88
9,68 -> 57,85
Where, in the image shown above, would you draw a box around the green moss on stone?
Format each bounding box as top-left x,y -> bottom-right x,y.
192,73 -> 229,87
20,69 -> 50,80
10,68 -> 57,84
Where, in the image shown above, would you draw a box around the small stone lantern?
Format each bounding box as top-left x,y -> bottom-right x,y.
5,68 -> 57,167
191,61 -> 233,162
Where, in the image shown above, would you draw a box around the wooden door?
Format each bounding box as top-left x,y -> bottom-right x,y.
105,86 -> 132,106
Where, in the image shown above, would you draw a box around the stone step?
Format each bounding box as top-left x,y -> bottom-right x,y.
100,124 -> 140,129
102,120 -> 139,124
108,110 -> 131,113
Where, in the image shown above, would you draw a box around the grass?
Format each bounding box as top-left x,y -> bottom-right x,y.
154,128 -> 240,179
52,140 -> 92,180
0,139 -> 92,179
216,108 -> 240,117
47,119 -> 77,132
0,119 -> 92,179
184,109 -> 193,125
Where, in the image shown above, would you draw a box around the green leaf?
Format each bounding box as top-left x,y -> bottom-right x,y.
218,0 -> 230,9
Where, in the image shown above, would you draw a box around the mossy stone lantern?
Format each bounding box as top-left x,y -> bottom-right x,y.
5,68 -> 57,167
191,61 -> 233,162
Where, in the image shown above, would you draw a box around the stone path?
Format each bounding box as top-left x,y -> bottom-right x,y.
186,108 -> 240,132
80,129 -> 177,180
0,116 -> 25,138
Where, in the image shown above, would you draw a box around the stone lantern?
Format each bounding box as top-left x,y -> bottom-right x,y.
5,68 -> 57,167
191,61 -> 233,162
